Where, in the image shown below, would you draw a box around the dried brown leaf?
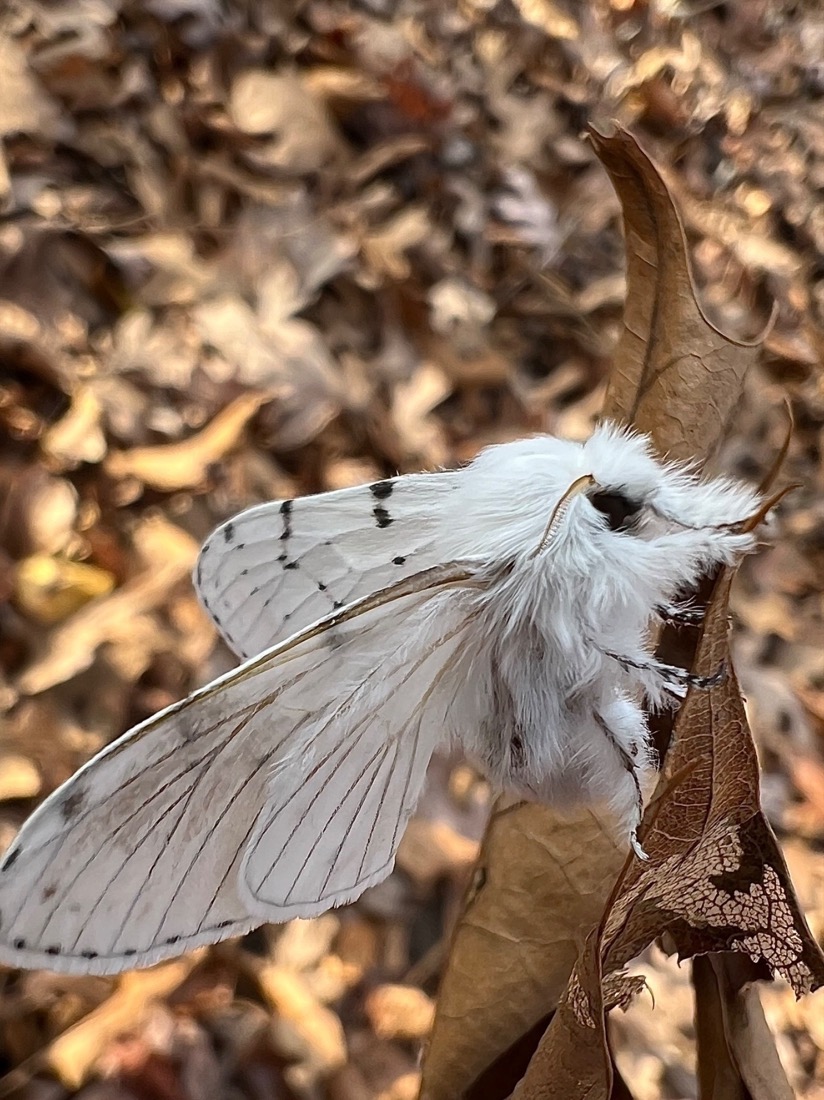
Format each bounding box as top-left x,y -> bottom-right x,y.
105,393 -> 267,491
193,298 -> 341,449
16,517 -> 198,695
362,207 -> 431,281
600,576 -> 824,994
365,985 -> 435,1041
0,35 -> 61,138
420,809 -> 625,1099
0,467 -> 78,556
41,384 -> 106,468
0,754 -> 42,802
228,69 -> 344,173
594,123 -> 767,465
14,554 -> 115,625
256,963 -> 347,1078
511,0 -> 580,40
693,955 -> 794,1100
397,817 -> 479,888
44,958 -> 198,1089
512,935 -> 608,1100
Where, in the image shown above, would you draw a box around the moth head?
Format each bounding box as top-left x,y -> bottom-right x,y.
582,422 -> 763,533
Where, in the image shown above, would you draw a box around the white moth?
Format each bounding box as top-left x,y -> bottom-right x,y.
0,423 -> 759,975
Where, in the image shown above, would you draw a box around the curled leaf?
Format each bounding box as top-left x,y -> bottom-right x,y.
594,122 -> 771,465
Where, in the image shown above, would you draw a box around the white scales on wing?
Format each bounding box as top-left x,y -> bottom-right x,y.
195,472 -> 463,658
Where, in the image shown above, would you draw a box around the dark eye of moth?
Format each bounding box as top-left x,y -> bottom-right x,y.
588,489 -> 643,532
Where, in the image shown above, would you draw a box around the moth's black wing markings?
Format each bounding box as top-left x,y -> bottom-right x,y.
369,480 -> 395,500
373,504 -> 394,528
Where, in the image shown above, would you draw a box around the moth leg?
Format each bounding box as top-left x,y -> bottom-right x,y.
593,711 -> 648,861
654,601 -> 706,627
601,648 -> 726,690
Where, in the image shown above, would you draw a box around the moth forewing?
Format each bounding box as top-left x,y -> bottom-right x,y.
0,562 -> 481,975
194,473 -> 463,659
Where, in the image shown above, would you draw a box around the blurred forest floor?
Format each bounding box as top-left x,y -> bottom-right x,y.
1,1 -> 824,1098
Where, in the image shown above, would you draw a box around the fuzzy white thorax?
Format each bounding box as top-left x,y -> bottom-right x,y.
437,422 -> 760,836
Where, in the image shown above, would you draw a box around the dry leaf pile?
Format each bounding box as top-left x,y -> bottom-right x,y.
1,2 -> 824,1098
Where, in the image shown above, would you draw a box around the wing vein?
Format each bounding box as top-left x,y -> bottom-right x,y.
288,742 -> 389,905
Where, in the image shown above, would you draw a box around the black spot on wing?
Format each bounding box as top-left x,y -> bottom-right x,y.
1,848 -> 20,871
370,480 -> 394,500
223,522 -> 235,543
81,949 -> 99,959
60,787 -> 86,822
373,505 -> 393,529
392,556 -> 406,566
280,500 -> 293,542
13,937 -> 26,949
42,884 -> 57,901
284,560 -> 299,570
45,946 -> 60,956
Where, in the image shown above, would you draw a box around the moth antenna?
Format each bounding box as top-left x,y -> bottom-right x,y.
532,473 -> 595,557
647,505 -> 740,532
650,483 -> 796,533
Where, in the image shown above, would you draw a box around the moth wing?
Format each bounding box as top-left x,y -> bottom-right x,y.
240,574 -> 480,918
0,564 -> 481,975
194,471 -> 462,659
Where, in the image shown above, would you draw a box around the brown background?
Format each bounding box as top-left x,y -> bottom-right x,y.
1,1 -> 823,1097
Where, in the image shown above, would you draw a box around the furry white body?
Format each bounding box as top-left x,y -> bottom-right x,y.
0,424 -> 758,974
440,430 -> 756,827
